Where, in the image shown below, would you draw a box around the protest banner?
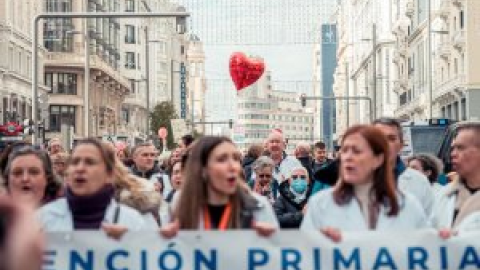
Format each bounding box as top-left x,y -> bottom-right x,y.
44,230 -> 480,270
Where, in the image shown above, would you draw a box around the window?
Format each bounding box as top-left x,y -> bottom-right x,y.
460,11 -> 464,29
49,105 -> 76,132
461,98 -> 467,120
121,107 -> 130,123
125,52 -> 135,69
45,73 -> 77,94
125,25 -> 135,43
138,53 -> 141,69
125,0 -> 135,12
129,79 -> 136,93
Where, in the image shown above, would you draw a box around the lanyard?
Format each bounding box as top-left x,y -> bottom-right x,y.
203,203 -> 232,230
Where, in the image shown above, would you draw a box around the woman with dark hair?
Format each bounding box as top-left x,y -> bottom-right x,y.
301,125 -> 428,242
3,147 -> 62,207
160,136 -> 278,237
407,153 -> 444,194
38,138 -> 150,236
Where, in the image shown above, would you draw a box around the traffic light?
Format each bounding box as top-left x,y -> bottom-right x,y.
300,94 -> 307,107
228,119 -> 233,129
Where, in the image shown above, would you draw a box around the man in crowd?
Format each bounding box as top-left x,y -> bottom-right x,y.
312,141 -> 331,173
294,142 -> 314,181
48,138 -> 64,156
373,118 -> 434,216
432,122 -> 480,230
130,142 -> 171,197
264,131 -> 302,198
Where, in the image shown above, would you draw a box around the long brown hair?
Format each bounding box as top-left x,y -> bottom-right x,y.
333,125 -> 399,216
174,136 -> 246,229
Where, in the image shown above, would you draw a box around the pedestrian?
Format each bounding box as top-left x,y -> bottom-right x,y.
250,156 -> 275,203
273,166 -> 312,228
407,153 -> 444,195
129,142 -> 170,197
160,136 -> 278,238
178,134 -> 195,151
38,138 -> 151,238
301,125 -> 429,242
111,151 -> 166,228
312,141 -> 332,172
311,141 -> 333,194
242,144 -> 263,183
47,138 -> 64,156
263,131 -> 302,198
373,118 -> 434,216
3,147 -> 62,208
51,152 -> 70,179
294,142 -> 314,182
432,122 -> 480,233
165,149 -> 189,203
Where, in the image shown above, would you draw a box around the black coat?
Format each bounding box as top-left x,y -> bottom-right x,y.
273,180 -> 312,229
242,156 -> 257,182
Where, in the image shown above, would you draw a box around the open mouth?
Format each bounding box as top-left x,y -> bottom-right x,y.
73,177 -> 87,184
226,176 -> 236,186
20,185 -> 33,192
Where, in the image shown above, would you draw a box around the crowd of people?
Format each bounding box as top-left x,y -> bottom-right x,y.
1,118 -> 480,269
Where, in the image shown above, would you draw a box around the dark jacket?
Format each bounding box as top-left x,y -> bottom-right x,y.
130,163 -> 163,180
297,156 -> 314,181
242,156 -> 257,182
273,180 -> 312,228
313,158 -> 339,186
313,157 -> 407,186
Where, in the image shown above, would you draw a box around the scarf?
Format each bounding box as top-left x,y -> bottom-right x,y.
66,184 -> 115,230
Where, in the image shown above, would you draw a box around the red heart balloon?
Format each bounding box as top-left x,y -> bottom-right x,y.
229,52 -> 265,91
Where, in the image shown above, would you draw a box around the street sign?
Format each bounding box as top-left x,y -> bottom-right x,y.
170,119 -> 188,142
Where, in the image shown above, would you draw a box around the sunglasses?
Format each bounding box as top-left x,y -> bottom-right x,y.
258,174 -> 272,178
291,175 -> 307,180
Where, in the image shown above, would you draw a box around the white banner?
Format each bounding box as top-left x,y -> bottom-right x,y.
44,230 -> 480,270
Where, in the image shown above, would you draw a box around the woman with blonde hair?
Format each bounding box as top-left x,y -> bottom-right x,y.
161,136 -> 278,237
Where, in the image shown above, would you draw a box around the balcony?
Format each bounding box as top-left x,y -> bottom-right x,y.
452,30 -> 465,50
437,41 -> 451,59
452,0 -> 464,7
393,79 -> 408,94
438,0 -> 450,19
405,0 -> 415,18
395,97 -> 421,118
434,74 -> 466,101
397,45 -> 407,57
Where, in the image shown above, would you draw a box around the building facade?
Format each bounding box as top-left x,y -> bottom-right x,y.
237,70 -> 315,153
333,0 -> 398,137
432,0 -> 479,121
0,0 -> 47,126
392,0 -> 478,121
186,34 -> 207,134
43,0 -> 130,141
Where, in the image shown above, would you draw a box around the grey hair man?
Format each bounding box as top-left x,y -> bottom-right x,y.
431,122 -> 480,231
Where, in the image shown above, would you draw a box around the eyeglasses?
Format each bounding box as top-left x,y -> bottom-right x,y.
258,174 -> 272,178
291,175 -> 307,180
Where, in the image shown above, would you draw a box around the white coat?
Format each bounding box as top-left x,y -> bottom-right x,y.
430,181 -> 480,230
170,192 -> 280,229
301,189 -> 429,231
38,198 -> 151,231
398,168 -> 435,216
